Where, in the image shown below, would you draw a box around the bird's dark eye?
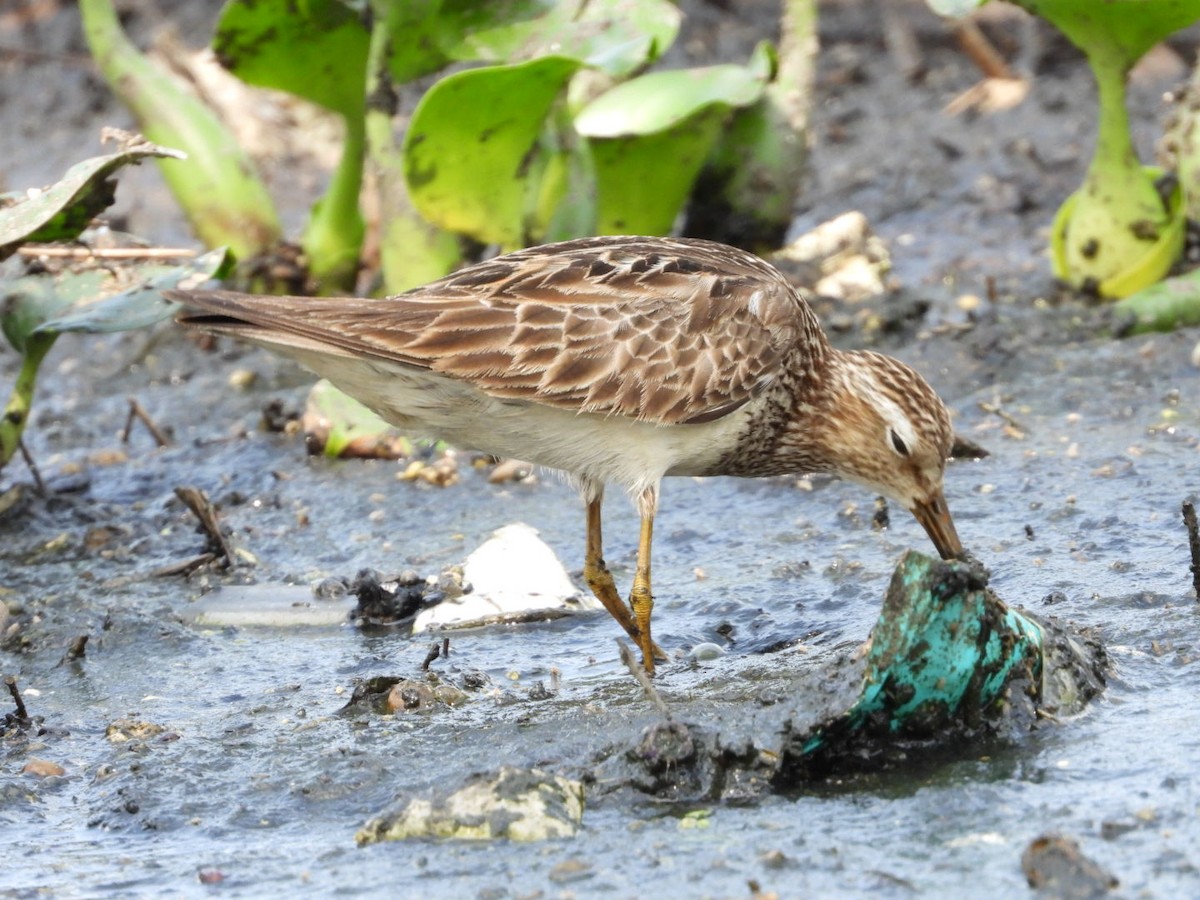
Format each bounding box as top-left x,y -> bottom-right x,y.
890,430 -> 909,456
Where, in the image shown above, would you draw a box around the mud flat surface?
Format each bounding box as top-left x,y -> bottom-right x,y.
3,2 -> 1199,897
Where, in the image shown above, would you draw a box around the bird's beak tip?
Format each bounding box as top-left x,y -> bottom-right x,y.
911,491 -> 963,561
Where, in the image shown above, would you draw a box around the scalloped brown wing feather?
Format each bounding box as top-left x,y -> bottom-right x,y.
170,236 -> 820,426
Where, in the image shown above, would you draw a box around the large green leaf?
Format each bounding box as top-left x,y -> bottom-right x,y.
574,60 -> 767,138
374,0 -> 451,85
404,56 -> 581,247
1113,266 -> 1200,334
434,0 -> 680,77
0,142 -> 182,262
587,107 -> 728,235
2,248 -> 231,352
1,272 -> 103,354
576,59 -> 769,235
214,0 -> 371,116
0,248 -> 231,474
1011,0 -> 1200,70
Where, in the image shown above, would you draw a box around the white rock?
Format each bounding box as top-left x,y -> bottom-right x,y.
413,523 -> 599,633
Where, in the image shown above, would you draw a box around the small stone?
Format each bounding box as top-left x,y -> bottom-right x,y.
228,368 -> 257,389
549,859 -> 593,884
23,758 -> 65,778
357,766 -> 584,843
1021,833 -> 1118,896
487,458 -> 535,483
106,718 -> 167,743
386,680 -> 435,713
432,684 -> 469,707
688,642 -> 726,664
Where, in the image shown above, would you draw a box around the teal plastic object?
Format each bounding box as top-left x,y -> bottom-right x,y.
800,551 -> 1044,757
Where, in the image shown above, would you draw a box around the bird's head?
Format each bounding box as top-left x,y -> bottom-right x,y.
812,350 -> 962,560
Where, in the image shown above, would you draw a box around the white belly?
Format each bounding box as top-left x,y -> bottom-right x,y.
291,350 -> 751,498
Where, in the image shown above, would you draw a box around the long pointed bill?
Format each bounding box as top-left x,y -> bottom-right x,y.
911,489 -> 963,560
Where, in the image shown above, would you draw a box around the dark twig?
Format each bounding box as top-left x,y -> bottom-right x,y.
151,553 -> 217,578
441,637 -> 450,658
1182,501 -> 1200,599
122,398 -> 172,447
953,20 -> 1014,80
617,640 -> 672,720
17,438 -> 46,495
174,486 -> 236,568
420,642 -> 441,672
5,675 -> 30,725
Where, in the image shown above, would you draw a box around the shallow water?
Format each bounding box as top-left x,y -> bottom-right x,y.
6,2 -> 1200,895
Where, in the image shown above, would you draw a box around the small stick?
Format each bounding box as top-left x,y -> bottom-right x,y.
174,486 -> 236,568
1182,501 -> 1200,599
5,675 -> 29,723
953,20 -> 1014,80
978,400 -> 1024,431
17,246 -> 197,261
17,438 -> 46,495
122,398 -> 172,447
617,640 -> 672,720
150,553 -> 217,578
441,637 -> 450,659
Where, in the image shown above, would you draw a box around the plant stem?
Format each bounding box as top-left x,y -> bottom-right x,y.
363,14 -> 460,293
79,0 -> 281,261
1060,42 -> 1167,288
0,334 -> 56,472
303,112 -> 366,294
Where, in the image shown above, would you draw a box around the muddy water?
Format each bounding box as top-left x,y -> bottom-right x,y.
2,308 -> 1198,897
4,2 -> 1200,896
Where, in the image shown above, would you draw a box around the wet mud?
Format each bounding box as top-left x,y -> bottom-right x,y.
3,1 -> 1200,897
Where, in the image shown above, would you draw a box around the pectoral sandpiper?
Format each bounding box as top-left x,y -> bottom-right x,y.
170,236 -> 963,674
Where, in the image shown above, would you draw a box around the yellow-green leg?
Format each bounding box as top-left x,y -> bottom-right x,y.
582,496 -> 666,665
629,510 -> 657,674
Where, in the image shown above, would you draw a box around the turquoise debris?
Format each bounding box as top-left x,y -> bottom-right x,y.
798,551 -> 1048,757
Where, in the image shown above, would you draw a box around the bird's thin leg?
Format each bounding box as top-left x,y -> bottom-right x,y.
629,488 -> 657,674
583,495 -> 667,662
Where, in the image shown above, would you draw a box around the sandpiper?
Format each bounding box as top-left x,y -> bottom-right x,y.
170,236 -> 963,674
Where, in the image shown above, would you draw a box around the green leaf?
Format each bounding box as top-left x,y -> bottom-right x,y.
587,107 -> 728,235
435,0 -> 681,77
365,2 -> 462,291
306,378 -> 412,459
404,56 -> 581,247
1113,267 -> 1200,334
373,0 -> 452,85
576,60 -> 770,235
35,249 -> 231,335
215,0 -> 371,290
2,272 -> 102,353
0,142 -> 183,261
1011,0 -> 1200,70
214,0 -> 371,116
574,60 -> 767,138
1,248 -> 231,353
0,247 -> 230,475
